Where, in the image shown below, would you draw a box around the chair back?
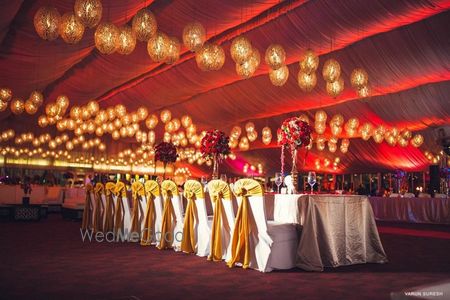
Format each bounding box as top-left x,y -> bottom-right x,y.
141,180 -> 162,245
158,180 -> 184,250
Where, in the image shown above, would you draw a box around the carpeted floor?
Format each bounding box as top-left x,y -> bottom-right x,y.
1,216 -> 449,300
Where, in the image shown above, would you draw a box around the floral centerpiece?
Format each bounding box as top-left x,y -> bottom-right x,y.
200,129 -> 231,179
155,142 -> 178,178
277,117 -> 312,191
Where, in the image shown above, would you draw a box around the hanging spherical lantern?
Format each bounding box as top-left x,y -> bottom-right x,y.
160,109 -> 172,123
0,101 -> 7,112
59,13 -> 85,44
230,36 -> 253,64
316,137 -> 326,151
401,130 -> 412,140
346,118 -> 360,130
269,65 -> 289,86
330,124 -> 342,136
196,43 -> 225,71
165,36 -> 180,64
298,114 -> 310,124
74,0 -> 102,28
322,59 -> 341,82
359,123 -> 373,141
147,31 -> 169,62
230,126 -> 242,140
10,98 -> 24,115
299,49 -> 319,74
181,115 -> 192,128
56,95 -> 70,111
357,85 -> 371,98
398,138 -> 408,147
328,141 -> 337,153
116,26 -> 136,55
248,130 -> 258,142
132,8 -> 157,42
86,100 -> 99,115
145,114 -> 158,129
411,134 -> 424,147
0,88 -> 12,102
297,72 -> 317,92
326,77 -> 344,98
29,90 -> 44,107
95,22 -> 119,55
315,110 -> 328,123
114,104 -> 126,117
350,68 -> 368,89
262,126 -> 272,137
38,115 -> 49,127
373,126 -> 385,144
236,48 -> 260,79
182,22 -> 206,52
34,6 -> 61,41
330,114 -> 344,126
238,137 -> 250,151
25,100 -> 38,115
314,122 -> 326,135
245,122 -> 255,133
265,44 -> 286,70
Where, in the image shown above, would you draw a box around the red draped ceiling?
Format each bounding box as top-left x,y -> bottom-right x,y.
0,0 -> 449,174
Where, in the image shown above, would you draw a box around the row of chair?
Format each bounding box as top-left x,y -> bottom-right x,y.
81,178 -> 300,272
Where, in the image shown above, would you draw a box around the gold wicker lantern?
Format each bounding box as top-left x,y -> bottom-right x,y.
160,109 -> 172,123
59,13 -> 85,44
147,32 -> 169,62
0,101 -> 7,112
182,22 -> 206,52
359,123 -> 373,141
269,65 -> 289,86
357,85 -> 371,98
25,101 -> 38,115
29,90 -> 44,107
299,49 -> 319,74
236,48 -> 260,79
230,36 -> 253,64
322,59 -> 341,82
350,68 -> 368,89
411,134 -> 424,147
10,98 -> 24,115
0,88 -> 12,102
34,6 -> 61,41
165,36 -> 181,64
315,110 -> 328,123
74,0 -> 102,28
297,72 -> 317,92
265,44 -> 286,70
196,43 -> 225,71
326,77 -> 344,98
116,26 -> 136,55
132,8 -> 157,42
145,114 -> 158,129
95,22 -> 119,54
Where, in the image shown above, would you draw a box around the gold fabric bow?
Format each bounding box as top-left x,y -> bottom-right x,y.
82,183 -> 94,230
130,182 -> 145,239
181,180 -> 204,254
103,182 -> 116,233
207,180 -> 232,261
93,183 -> 105,233
141,180 -> 160,246
227,179 -> 263,269
113,182 -> 127,237
158,180 -> 179,250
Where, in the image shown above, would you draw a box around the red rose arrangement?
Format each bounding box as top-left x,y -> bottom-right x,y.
277,117 -> 312,149
155,142 -> 178,164
200,129 -> 231,160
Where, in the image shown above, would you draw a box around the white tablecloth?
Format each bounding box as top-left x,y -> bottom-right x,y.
369,196 -> 450,224
266,194 -> 388,271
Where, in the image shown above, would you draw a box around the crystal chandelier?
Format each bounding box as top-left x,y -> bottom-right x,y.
34,6 -> 61,41
95,22 -> 119,54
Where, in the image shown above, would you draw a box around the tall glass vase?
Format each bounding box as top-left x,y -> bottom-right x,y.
212,154 -> 219,180
291,148 -> 298,193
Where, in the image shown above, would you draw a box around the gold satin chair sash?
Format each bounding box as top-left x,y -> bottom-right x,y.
158,180 -> 179,250
130,181 -> 145,238
227,179 -> 263,269
207,180 -> 232,261
181,180 -> 204,254
81,184 -> 94,230
141,180 -> 160,246
113,182 -> 127,237
93,183 -> 105,233
104,182 -> 116,233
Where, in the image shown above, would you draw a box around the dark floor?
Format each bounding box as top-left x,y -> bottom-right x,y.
0,215 -> 449,300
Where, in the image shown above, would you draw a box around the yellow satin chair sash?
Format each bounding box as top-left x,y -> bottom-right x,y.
113,182 -> 127,236
81,184 -> 94,230
141,180 -> 160,246
130,181 -> 145,237
158,180 -> 179,250
181,180 -> 204,254
227,179 -> 263,269
93,183 -> 105,233
103,182 -> 116,232
208,180 -> 232,261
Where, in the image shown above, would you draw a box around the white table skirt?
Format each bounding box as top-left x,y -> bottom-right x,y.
369,196 -> 450,224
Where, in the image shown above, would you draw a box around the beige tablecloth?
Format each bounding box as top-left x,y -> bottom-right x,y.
369,196 -> 450,224
267,194 -> 388,271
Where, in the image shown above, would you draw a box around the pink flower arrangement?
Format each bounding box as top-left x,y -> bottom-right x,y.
155,142 -> 178,164
200,129 -> 231,160
277,117 -> 312,149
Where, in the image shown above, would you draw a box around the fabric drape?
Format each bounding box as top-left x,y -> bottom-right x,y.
227,179 -> 263,269
93,183 -> 105,233
81,184 -> 93,230
104,182 -> 116,233
141,180 -> 160,246
181,180 -> 204,254
113,182 -> 127,237
158,180 -> 179,250
208,180 -> 232,261
130,181 -> 145,239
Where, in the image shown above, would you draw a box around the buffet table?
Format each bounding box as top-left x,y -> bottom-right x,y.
368,196 -> 450,224
265,194 -> 388,271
